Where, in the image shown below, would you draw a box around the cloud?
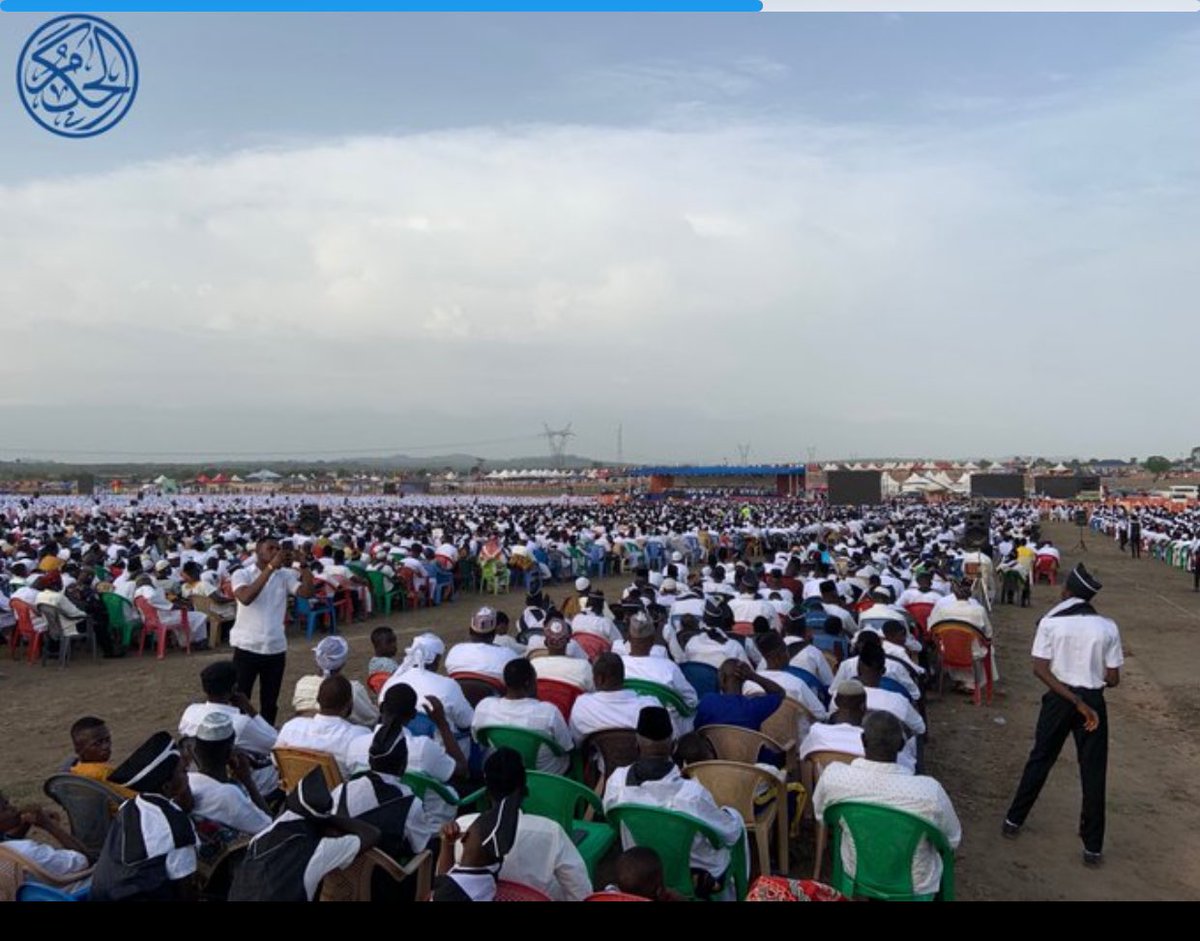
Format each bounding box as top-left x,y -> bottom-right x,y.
2,30 -> 1200,462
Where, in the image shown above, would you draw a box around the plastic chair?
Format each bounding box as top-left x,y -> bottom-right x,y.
395,567 -> 426,610
756,699 -> 804,777
15,882 -> 88,901
400,771 -> 486,811
572,632 -> 612,662
475,725 -> 570,774
537,677 -> 584,723
367,670 -> 392,695
272,746 -> 344,792
189,594 -> 227,648
699,725 -> 789,766
623,678 -> 695,717
931,622 -> 993,706
479,559 -> 511,595
37,604 -> 96,667
803,750 -> 857,879
580,729 -> 640,792
683,759 -> 789,877
823,801 -> 955,901
680,661 -> 720,697
810,632 -> 849,661
523,770 -> 616,878
450,671 -> 505,707
904,602 -> 935,638
606,804 -> 748,901
429,567 -> 455,606
133,597 -> 191,659
494,879 -> 553,901
731,621 -> 755,637
9,598 -> 42,663
0,844 -> 92,903
42,773 -> 122,862
586,545 -> 609,579
364,570 -> 405,616
584,890 -> 650,901
318,848 -> 431,902
1034,556 -> 1058,585
292,594 -> 337,640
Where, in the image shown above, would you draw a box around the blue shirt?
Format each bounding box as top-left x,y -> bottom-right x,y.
695,693 -> 783,732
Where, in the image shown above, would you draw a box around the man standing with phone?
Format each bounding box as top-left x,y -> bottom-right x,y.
1002,563 -> 1123,867
230,534 -> 316,725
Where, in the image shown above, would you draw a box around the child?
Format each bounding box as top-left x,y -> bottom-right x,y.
367,625 -> 400,677
68,716 -> 135,799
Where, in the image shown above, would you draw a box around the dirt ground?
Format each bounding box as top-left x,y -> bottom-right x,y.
4,523 -> 1199,900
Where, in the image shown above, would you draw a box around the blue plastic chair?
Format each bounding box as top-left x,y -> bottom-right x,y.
645,541 -> 665,569
16,882 -> 88,901
293,595 -> 337,639
406,714 -> 438,738
680,661 -> 720,698
429,567 -> 455,606
810,632 -> 849,659
587,545 -> 609,578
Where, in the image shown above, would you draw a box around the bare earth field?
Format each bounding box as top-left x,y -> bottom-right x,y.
4,521 -> 1199,900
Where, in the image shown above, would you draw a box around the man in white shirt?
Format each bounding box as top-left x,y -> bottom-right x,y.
929,579 -> 998,690
532,619 -> 594,691
603,706 -> 745,896
570,592 -> 621,645
744,632 -> 829,741
444,606 -> 519,682
620,612 -> 699,714
455,748 -> 592,902
229,535 -> 316,725
380,633 -> 475,751
0,792 -> 91,882
179,660 -> 280,796
1003,564 -> 1123,866
276,675 -> 373,778
187,712 -> 273,838
472,659 -> 574,775
814,711 -> 960,898
728,574 -> 780,631
570,652 -> 666,745
855,642 -> 926,738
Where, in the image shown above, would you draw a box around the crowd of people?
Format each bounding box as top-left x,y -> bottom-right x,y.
1,492 -> 1096,901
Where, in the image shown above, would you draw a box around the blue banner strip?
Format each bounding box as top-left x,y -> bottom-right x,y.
2,0 -> 762,10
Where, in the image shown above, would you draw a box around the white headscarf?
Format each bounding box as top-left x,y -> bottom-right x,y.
313,635 -> 349,676
399,632 -> 445,674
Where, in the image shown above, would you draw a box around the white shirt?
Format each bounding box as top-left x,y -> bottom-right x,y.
864,687 -> 926,737
679,634 -> 750,670
188,772 -> 272,836
471,697 -> 574,775
830,657 -> 921,702
1031,598 -> 1123,690
444,640 -> 519,681
743,669 -> 829,738
532,655 -> 594,692
229,564 -> 300,656
620,655 -> 699,710
799,722 -> 865,762
568,689 -> 665,746
346,728 -> 459,827
788,644 -> 835,687
275,713 -> 372,778
455,811 -> 592,901
728,595 -> 780,631
179,701 -> 278,757
379,668 -> 475,735
603,763 -> 744,879
1,838 -> 89,879
813,758 -> 960,897
822,603 -> 857,636
570,611 -> 621,642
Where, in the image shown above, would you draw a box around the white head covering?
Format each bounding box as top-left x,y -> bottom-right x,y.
313,635 -> 349,676
399,631 -> 446,673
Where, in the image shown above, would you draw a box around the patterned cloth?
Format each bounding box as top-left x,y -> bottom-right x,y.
745,876 -> 847,902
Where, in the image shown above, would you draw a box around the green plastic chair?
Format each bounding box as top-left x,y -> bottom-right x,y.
99,591 -> 140,646
364,570 -> 406,616
623,679 -> 696,718
400,770 -> 486,811
479,559 -> 510,595
824,801 -> 955,901
606,804 -> 747,901
523,771 -> 616,879
475,726 -> 582,781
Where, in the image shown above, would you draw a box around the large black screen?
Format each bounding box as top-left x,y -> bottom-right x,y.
827,470 -> 883,506
969,473 -> 1025,498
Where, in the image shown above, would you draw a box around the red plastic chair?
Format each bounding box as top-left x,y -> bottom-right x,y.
133,597 -> 191,660
904,602 -> 934,639
450,671 -> 505,706
9,598 -> 42,663
572,632 -> 612,662
584,891 -> 651,902
494,880 -> 553,902
1034,556 -> 1058,585
931,622 -> 992,705
536,677 -> 584,722
396,568 -> 425,610
731,621 -> 755,637
367,671 -> 392,695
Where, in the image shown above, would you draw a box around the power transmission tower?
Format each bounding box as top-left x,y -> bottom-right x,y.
736,443 -> 752,465
617,423 -> 623,465
542,423 -> 575,469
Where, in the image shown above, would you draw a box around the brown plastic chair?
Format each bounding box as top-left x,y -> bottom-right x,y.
450,671 -> 505,707
318,848 -> 431,902
0,844 -> 92,903
683,759 -> 789,877
581,728 -> 639,793
272,746 -> 344,793
699,724 -> 790,766
931,621 -> 993,706
757,698 -> 807,778
803,749 -> 858,878
189,594 -> 227,648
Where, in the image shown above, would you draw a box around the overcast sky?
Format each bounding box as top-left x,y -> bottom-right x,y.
1,14 -> 1198,465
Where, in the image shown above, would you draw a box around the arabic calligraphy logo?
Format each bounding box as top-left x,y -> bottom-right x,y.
17,15 -> 138,139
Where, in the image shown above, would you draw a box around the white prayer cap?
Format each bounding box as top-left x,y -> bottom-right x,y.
196,712 -> 235,742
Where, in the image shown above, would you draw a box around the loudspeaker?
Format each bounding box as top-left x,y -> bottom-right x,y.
1073,509 -> 1088,527
297,503 -> 322,535
963,508 -> 992,550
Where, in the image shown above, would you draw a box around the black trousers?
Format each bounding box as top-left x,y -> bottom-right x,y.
1130,538 -> 1141,559
1006,687 -> 1108,853
1193,563 -> 1199,592
232,647 -> 287,726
